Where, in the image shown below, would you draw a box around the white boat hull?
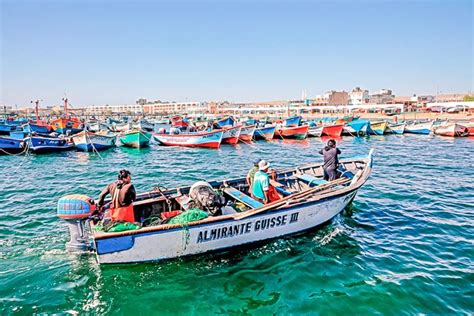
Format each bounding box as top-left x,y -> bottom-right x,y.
94,191 -> 357,264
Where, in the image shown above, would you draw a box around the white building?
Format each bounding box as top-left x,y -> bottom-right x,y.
86,104 -> 144,114
349,87 -> 369,105
143,101 -> 206,115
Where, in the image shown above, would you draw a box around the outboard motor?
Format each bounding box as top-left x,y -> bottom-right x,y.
57,194 -> 96,253
188,181 -> 226,216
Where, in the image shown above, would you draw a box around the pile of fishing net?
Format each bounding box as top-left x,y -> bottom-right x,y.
168,208 -> 208,225
94,221 -> 141,232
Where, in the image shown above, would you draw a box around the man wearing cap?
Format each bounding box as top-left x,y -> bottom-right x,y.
252,160 -> 271,204
246,158 -> 261,194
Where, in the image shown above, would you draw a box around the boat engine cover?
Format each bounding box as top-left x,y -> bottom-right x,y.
188,182 -> 225,216
57,194 -> 96,219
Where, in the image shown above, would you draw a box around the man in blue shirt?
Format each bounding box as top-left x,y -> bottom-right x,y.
252,160 -> 271,203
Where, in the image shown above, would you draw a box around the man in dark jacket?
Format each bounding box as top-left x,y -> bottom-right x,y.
319,139 -> 341,181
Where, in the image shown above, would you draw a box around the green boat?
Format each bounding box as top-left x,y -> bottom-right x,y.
119,129 -> 151,148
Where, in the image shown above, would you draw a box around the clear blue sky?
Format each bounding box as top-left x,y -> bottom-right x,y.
1,0 -> 473,107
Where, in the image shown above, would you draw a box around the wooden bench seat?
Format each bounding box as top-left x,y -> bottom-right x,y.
223,187 -> 263,209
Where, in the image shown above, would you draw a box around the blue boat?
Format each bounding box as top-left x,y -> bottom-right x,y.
405,121 -> 433,135
253,125 -> 276,141
27,136 -> 74,153
23,122 -> 51,134
283,116 -> 302,127
0,136 -> 25,154
0,124 -> 16,135
344,119 -> 369,136
215,116 -> 236,128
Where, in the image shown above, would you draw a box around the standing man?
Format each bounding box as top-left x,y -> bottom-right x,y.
319,139 -> 341,181
246,158 -> 261,194
252,160 -> 271,204
98,169 -> 137,222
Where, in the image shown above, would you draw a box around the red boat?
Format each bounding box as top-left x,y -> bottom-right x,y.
321,124 -> 344,137
433,123 -> 468,137
274,125 -> 309,140
171,116 -> 189,127
152,129 -> 224,149
221,126 -> 242,144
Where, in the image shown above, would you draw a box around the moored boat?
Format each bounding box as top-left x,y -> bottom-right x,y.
118,129 -> 151,148
343,119 -> 369,136
153,129 -> 224,149
433,123 -> 468,137
367,121 -> 388,135
50,118 -> 84,135
307,126 -> 323,137
461,122 -> 474,136
387,122 -> 406,135
0,136 -> 26,154
274,125 -> 309,139
321,124 -> 344,137
221,125 -> 242,144
56,150 -> 374,264
239,125 -> 255,142
27,135 -> 74,153
71,131 -> 117,151
253,125 -> 276,141
23,122 -> 51,134
0,123 -> 16,135
405,121 -> 433,135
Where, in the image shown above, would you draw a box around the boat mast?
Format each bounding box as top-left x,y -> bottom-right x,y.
62,97 -> 68,117
30,99 -> 42,123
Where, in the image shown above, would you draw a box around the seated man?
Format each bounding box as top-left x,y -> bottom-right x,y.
98,169 -> 136,223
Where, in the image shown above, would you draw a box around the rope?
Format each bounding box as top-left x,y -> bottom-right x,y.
0,139 -> 29,156
85,132 -> 104,160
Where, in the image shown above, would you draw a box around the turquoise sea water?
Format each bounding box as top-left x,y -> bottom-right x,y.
1,135 -> 473,315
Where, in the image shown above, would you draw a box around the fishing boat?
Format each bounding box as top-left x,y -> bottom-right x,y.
171,116 -> 189,128
56,149 -> 374,264
220,126 -> 241,144
343,119 -> 369,136
153,129 -> 224,149
405,121 -> 433,135
23,122 -> 51,134
118,129 -> 151,148
321,124 -> 344,137
27,135 -> 74,153
433,123 -> 468,137
253,125 -> 276,141
367,121 -> 388,135
0,136 -> 26,154
50,118 -> 84,135
0,123 -> 16,135
307,126 -> 323,137
132,120 -> 155,132
71,131 -> 116,151
273,116 -> 309,140
387,123 -> 406,135
274,125 -> 309,139
466,123 -> 474,136
110,122 -> 130,132
239,125 -> 255,142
